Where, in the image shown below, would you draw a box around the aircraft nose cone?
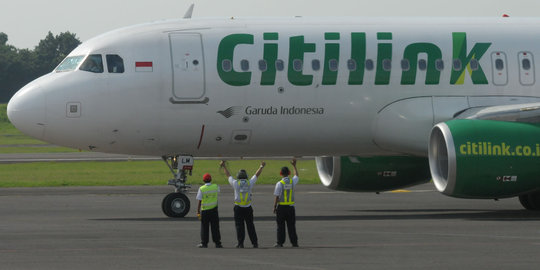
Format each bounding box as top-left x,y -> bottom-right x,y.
7,84 -> 46,140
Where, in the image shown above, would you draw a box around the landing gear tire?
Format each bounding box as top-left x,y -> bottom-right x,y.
519,194 -> 533,210
519,191 -> 540,211
162,192 -> 191,218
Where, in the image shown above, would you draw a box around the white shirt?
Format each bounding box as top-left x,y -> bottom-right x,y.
274,175 -> 299,197
229,175 -> 257,207
196,183 -> 220,201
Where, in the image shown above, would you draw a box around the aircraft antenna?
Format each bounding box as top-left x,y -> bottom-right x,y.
183,4 -> 195,19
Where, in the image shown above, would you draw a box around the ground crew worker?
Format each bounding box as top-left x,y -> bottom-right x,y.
196,173 -> 223,248
273,159 -> 299,248
220,160 -> 265,248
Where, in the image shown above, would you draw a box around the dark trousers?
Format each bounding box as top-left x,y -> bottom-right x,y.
276,205 -> 298,245
201,207 -> 221,245
234,205 -> 258,245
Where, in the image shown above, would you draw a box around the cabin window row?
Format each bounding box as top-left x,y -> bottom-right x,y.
221,57 -> 533,73
493,58 -> 532,71
223,58 -> 447,72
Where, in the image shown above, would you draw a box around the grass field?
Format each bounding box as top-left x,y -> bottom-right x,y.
1,103 -> 320,187
0,159 -> 318,187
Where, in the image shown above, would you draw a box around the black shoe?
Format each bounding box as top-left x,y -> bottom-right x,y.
215,243 -> 223,248
197,243 -> 207,248
236,243 -> 244,248
253,244 -> 258,248
273,243 -> 283,248
292,243 -> 299,247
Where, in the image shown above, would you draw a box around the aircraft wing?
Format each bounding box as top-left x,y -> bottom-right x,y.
455,102 -> 540,123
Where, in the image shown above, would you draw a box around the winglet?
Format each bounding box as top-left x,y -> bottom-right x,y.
183,4 -> 195,19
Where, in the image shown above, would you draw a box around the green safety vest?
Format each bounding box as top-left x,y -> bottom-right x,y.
200,184 -> 219,210
279,177 -> 295,205
235,180 -> 251,206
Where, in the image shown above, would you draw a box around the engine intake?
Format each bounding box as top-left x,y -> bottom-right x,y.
429,119 -> 540,198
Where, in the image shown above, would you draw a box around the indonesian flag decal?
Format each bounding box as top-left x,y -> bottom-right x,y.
135,61 -> 153,72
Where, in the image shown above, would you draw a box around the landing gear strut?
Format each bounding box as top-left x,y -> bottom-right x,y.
161,155 -> 193,217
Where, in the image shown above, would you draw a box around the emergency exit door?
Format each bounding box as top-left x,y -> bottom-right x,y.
169,33 -> 206,101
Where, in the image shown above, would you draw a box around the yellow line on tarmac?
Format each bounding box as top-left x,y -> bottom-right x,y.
390,189 -> 411,193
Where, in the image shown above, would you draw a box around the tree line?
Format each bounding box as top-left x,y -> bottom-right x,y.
0,32 -> 81,103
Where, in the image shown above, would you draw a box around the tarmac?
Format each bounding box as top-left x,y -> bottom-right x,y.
1,183 -> 540,270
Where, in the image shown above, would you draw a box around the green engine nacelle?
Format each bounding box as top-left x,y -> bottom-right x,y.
315,156 -> 431,192
429,119 -> 540,199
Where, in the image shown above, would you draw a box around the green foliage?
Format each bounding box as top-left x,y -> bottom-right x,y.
0,103 -> 7,123
0,32 -> 81,103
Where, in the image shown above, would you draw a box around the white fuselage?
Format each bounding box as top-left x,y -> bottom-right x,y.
7,17 -> 540,157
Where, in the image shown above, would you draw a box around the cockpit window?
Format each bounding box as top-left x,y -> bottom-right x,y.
106,54 -> 125,73
55,55 -> 85,72
80,54 -> 104,73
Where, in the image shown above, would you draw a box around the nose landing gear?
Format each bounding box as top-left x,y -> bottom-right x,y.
161,155 -> 193,217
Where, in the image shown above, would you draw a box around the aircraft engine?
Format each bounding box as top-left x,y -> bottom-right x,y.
429,119 -> 540,201
315,156 -> 431,192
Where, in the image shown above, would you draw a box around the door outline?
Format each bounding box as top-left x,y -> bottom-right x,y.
169,32 -> 209,104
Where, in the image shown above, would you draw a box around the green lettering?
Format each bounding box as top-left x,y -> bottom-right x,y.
401,43 -> 442,85
348,33 -> 366,85
450,32 -> 491,85
375,32 -> 392,85
322,32 -> 340,85
217,34 -> 254,86
288,36 -> 315,86
261,33 -> 279,85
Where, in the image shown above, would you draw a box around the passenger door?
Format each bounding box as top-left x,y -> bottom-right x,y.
169,33 -> 207,103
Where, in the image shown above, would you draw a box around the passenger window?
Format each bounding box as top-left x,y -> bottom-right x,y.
418,59 -> 427,71
275,60 -> 285,71
240,60 -> 249,71
329,59 -> 338,72
347,59 -> 356,71
453,59 -> 462,71
435,59 -> 444,71
365,59 -> 374,71
312,59 -> 321,71
401,59 -> 410,71
258,60 -> 267,71
382,59 -> 391,71
222,60 -> 232,72
293,59 -> 302,72
518,52 -> 535,86
495,59 -> 504,70
80,54 -> 104,73
106,55 -> 124,73
522,59 -> 531,70
470,59 -> 479,71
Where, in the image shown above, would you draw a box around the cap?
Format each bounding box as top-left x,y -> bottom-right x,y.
280,166 -> 290,176
237,169 -> 248,180
203,173 -> 212,182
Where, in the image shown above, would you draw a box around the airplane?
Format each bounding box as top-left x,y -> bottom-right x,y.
7,8 -> 540,217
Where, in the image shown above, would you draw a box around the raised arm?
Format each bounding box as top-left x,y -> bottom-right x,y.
220,160 -> 231,178
291,158 -> 298,177
255,161 -> 266,177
